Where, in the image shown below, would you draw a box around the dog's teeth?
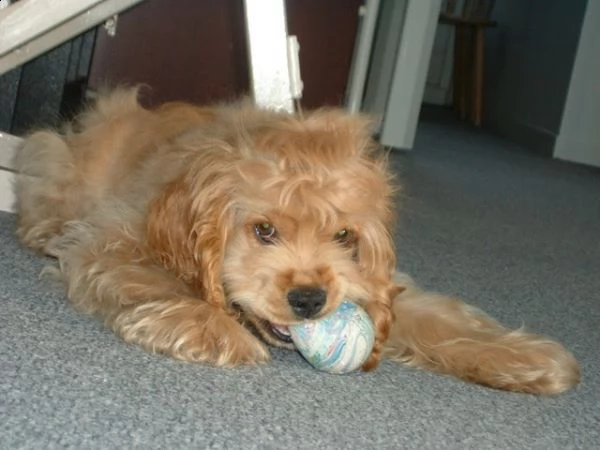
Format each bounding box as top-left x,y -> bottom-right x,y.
272,324 -> 290,336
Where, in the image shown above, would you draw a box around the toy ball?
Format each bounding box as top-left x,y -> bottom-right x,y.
289,301 -> 375,374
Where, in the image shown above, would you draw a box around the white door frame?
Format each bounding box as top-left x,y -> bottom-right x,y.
380,0 -> 442,150
357,0 -> 442,150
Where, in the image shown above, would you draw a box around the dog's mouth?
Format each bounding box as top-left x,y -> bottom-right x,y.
267,322 -> 293,344
232,303 -> 296,348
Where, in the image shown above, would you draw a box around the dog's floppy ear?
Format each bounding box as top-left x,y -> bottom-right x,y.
355,218 -> 397,370
357,217 -> 397,300
146,157 -> 235,307
357,220 -> 396,278
347,150 -> 398,369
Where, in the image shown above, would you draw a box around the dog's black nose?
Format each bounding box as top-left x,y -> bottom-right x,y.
287,287 -> 327,319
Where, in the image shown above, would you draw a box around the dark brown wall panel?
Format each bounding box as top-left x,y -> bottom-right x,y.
89,0 -> 250,106
286,0 -> 363,108
89,0 -> 362,108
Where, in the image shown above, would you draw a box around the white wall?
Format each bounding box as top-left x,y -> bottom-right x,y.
554,1 -> 600,167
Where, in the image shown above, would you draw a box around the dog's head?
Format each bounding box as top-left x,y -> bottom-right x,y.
147,106 -> 397,354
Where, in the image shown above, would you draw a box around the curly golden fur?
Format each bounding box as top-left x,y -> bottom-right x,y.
14,88 -> 579,394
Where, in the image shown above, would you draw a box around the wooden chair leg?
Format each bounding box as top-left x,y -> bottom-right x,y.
452,26 -> 463,113
472,25 -> 485,126
454,26 -> 469,120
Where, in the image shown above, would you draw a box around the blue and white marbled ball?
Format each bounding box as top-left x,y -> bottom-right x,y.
289,301 -> 375,374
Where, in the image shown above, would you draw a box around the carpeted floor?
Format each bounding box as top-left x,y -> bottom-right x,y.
1,116 -> 599,449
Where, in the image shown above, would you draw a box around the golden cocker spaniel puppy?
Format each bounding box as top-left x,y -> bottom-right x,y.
15,88 -> 579,395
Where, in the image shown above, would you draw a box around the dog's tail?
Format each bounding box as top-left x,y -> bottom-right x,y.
382,273 -> 580,395
76,85 -> 143,129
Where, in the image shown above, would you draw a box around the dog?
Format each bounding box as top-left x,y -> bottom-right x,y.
14,87 -> 579,395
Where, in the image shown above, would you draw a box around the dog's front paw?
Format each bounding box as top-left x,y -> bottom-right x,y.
116,301 -> 270,367
173,310 -> 271,366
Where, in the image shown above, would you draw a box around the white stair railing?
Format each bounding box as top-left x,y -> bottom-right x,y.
0,0 -> 145,76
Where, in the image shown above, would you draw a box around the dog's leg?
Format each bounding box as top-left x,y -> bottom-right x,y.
15,131 -> 80,253
383,277 -> 580,395
51,223 -> 270,366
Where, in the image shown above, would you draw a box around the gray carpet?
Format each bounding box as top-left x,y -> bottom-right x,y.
2,117 -> 599,449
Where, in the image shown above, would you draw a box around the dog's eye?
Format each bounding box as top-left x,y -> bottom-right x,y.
334,228 -> 354,245
254,223 -> 278,244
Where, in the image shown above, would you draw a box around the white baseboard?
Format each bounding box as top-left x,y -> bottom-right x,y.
0,131 -> 21,213
422,84 -> 451,105
0,131 -> 20,170
0,168 -> 15,213
554,134 -> 600,168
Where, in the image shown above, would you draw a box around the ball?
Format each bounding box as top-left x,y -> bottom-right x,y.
289,301 -> 375,374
